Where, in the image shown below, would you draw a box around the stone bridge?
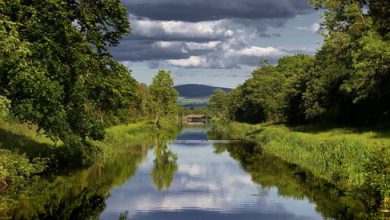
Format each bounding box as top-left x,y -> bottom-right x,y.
183,115 -> 211,125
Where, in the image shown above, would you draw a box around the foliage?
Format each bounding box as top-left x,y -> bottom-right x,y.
151,141 -> 178,191
220,142 -> 375,219
0,118 -> 180,219
0,0 -> 136,154
226,61 -> 284,124
209,1 -> 390,126
208,89 -> 230,121
180,107 -> 209,116
211,121 -> 390,208
277,55 -> 314,125
0,96 -> 10,121
0,149 -> 46,192
149,70 -> 180,126
304,0 -> 390,125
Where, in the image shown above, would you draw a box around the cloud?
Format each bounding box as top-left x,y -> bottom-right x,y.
310,23 -> 321,33
100,142 -> 323,220
232,46 -> 285,57
130,19 -> 234,42
295,22 -> 321,33
167,56 -> 207,68
164,46 -> 287,69
109,0 -> 318,70
122,0 -> 312,22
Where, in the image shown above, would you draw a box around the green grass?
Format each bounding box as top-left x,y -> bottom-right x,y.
94,117 -> 181,156
0,117 -> 179,161
0,118 -> 179,219
0,122 -> 58,156
94,121 -> 156,156
0,118 -> 179,189
212,121 -> 390,206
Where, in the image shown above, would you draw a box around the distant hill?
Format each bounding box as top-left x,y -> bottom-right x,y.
174,84 -> 232,98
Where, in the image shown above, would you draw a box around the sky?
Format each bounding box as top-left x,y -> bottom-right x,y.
111,0 -> 324,88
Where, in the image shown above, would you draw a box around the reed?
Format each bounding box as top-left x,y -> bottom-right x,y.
212,122 -> 390,205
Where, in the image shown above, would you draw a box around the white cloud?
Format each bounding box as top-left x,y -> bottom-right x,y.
167,56 -> 207,67
132,19 -> 234,40
165,46 -> 287,69
101,142 -> 323,220
295,22 -> 321,33
184,41 -> 221,50
233,46 -> 286,57
310,23 -> 321,33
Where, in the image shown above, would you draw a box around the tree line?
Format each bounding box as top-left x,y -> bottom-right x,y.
209,0 -> 390,127
0,1 -> 179,160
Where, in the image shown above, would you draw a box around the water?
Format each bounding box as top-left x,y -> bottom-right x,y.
3,126 -> 371,219
98,127 -> 362,220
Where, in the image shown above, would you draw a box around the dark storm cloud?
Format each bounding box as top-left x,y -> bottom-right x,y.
111,40 -> 189,61
111,39 -> 219,61
111,0 -> 317,69
122,0 -> 312,22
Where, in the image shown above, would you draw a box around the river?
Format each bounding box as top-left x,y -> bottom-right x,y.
2,126 -> 374,219
99,126 -> 366,220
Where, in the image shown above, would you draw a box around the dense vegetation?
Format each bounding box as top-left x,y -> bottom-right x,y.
209,0 -> 390,126
0,0 -> 179,154
216,142 -> 377,219
0,102 -> 175,219
0,0 -> 181,206
210,122 -> 390,206
208,0 -> 390,212
0,113 -> 180,219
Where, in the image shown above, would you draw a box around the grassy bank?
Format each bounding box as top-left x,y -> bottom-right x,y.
0,117 -> 180,208
95,117 -> 180,156
0,117 -> 181,217
210,122 -> 390,207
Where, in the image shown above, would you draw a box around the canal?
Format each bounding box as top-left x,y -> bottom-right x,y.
2,126 -> 373,219
99,126 -> 367,220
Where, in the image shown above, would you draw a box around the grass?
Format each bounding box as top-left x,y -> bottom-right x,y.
0,117 -> 181,217
95,116 -> 181,156
0,122 -> 58,157
94,121 -> 156,156
0,117 -> 179,188
211,121 -> 390,207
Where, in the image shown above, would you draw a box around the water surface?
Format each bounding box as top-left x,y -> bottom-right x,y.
2,126 -> 370,219
99,127 -> 361,220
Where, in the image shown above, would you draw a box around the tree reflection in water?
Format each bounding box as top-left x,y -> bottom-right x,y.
215,142 -> 378,220
1,144 -> 149,220
151,139 -> 178,191
0,127 -> 181,220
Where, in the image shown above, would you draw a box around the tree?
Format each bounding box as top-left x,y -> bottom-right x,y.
208,89 -> 230,120
149,70 -> 179,126
277,55 -> 314,125
233,62 -> 284,123
307,0 -> 390,125
0,0 -> 134,156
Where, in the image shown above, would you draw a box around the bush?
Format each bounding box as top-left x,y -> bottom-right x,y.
0,149 -> 47,187
0,96 -> 11,121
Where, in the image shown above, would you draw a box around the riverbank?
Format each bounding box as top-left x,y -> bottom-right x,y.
210,122 -> 390,210
0,117 -> 180,216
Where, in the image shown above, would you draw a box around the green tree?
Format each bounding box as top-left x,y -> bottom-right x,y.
208,89 -> 230,120
149,70 -> 179,126
307,0 -> 390,125
277,55 -> 314,125
0,0 -> 134,158
233,62 -> 284,123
